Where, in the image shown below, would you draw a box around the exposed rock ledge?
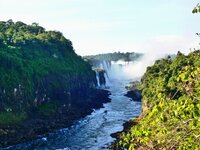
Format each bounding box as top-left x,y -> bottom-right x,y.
125,81 -> 142,101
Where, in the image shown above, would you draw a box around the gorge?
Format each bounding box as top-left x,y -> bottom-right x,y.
4,60 -> 143,150
0,21 -> 143,149
1,20 -> 199,150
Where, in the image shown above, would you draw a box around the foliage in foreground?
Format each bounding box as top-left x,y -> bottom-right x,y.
114,51 -> 200,150
193,4 -> 200,13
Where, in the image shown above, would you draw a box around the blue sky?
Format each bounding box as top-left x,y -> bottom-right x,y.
0,0 -> 200,55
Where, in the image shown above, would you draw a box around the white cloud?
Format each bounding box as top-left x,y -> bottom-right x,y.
141,34 -> 200,55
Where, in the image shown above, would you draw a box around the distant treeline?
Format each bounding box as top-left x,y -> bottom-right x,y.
84,52 -> 143,62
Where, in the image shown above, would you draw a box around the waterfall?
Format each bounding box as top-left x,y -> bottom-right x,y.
94,67 -> 106,88
91,58 -> 144,88
95,70 -> 100,87
92,59 -> 141,87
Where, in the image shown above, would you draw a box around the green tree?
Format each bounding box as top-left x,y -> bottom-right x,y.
192,3 -> 200,13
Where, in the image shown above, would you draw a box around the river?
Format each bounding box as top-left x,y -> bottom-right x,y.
4,62 -> 142,150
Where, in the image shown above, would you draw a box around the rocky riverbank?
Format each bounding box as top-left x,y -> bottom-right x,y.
125,81 -> 142,101
0,89 -> 111,148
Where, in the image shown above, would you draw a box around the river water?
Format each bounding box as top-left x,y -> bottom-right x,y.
4,62 -> 142,150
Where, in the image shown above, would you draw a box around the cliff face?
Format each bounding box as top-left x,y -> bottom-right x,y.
112,50 -> 200,150
0,20 -> 98,113
0,20 -> 110,147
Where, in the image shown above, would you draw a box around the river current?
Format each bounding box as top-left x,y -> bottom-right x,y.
4,62 -> 142,150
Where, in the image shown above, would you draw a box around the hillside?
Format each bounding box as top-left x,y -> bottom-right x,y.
112,50 -> 200,150
0,20 -> 110,147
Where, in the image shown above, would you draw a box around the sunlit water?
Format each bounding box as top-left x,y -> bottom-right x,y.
4,62 -> 142,150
